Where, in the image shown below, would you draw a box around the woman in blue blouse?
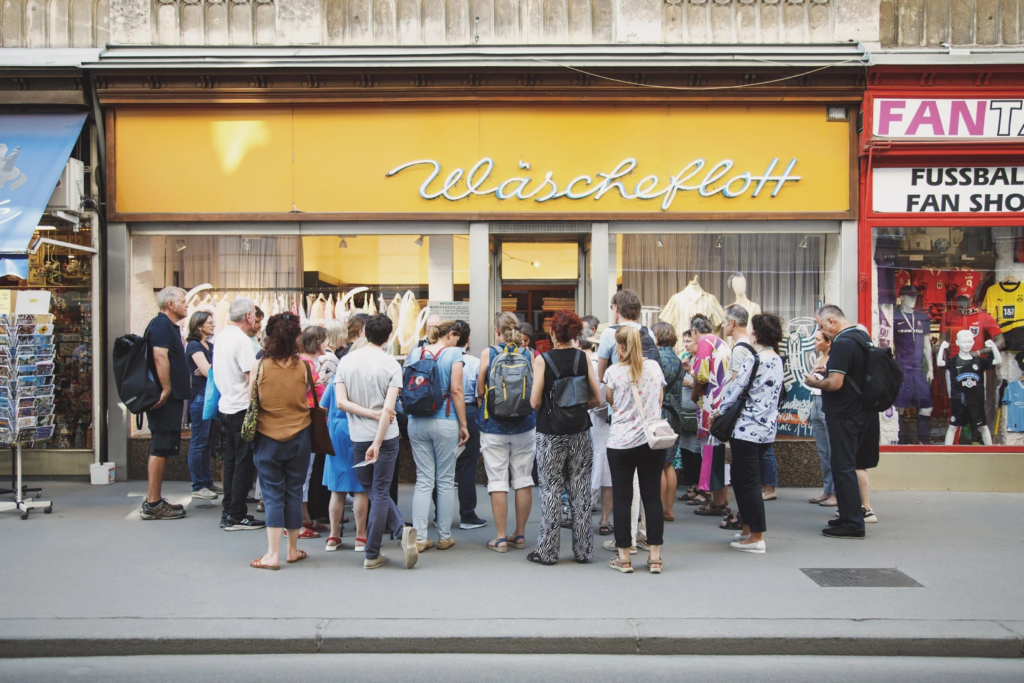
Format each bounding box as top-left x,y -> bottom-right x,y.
713,313 -> 784,555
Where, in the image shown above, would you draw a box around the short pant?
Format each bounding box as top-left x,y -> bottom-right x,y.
950,402 -> 987,428
895,368 -> 933,409
481,429 -> 536,493
147,399 -> 184,457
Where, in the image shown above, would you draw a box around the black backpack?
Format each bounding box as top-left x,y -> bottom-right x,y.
112,319 -> 163,424
846,335 -> 904,412
612,324 -> 660,362
542,350 -> 591,434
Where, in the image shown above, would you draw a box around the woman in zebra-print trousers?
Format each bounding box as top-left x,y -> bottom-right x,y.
527,311 -> 603,565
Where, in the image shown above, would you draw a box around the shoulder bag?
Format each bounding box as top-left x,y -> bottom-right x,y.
304,361 -> 335,455
240,360 -> 262,442
709,353 -> 761,443
630,378 -> 678,451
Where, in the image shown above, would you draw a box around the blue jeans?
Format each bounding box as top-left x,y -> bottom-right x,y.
409,418 -> 459,541
809,395 -> 834,494
354,437 -> 405,560
187,391 -> 214,491
760,446 -> 778,488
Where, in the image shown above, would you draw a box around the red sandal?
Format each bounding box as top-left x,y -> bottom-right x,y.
304,521 -> 328,532
297,527 -> 320,539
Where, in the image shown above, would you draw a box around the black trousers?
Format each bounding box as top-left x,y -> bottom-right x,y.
457,404 -> 481,517
825,412 -> 868,531
220,410 -> 255,521
607,443 -> 665,549
729,438 -> 771,534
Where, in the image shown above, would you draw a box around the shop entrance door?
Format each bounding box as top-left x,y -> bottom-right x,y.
490,237 -> 591,350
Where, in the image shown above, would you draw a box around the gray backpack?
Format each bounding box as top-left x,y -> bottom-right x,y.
485,344 -> 534,421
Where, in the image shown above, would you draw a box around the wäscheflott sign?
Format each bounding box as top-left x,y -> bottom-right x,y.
873,99 -> 1024,139
873,167 -> 1024,213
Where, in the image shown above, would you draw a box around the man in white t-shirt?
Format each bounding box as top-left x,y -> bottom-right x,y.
597,289 -> 656,381
336,313 -> 418,570
213,297 -> 261,531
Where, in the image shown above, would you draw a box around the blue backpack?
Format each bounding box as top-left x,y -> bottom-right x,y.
401,347 -> 451,417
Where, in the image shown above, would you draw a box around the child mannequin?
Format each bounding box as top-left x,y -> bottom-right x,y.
936,330 -> 1002,446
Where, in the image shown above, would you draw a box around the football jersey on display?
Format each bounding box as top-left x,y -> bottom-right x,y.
911,268 -> 949,307
1001,381 -> 1024,432
947,355 -> 993,406
894,270 -> 913,293
949,269 -> 980,299
982,281 -> 1024,350
940,308 -> 1001,352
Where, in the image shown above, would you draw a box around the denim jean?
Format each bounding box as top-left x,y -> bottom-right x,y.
825,412 -> 867,531
187,391 -> 214,491
809,394 -> 834,495
354,437 -> 405,560
760,446 -> 778,488
253,428 -> 311,530
409,417 -> 459,541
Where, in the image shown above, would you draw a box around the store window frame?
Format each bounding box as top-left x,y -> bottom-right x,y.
860,86 -> 1024,454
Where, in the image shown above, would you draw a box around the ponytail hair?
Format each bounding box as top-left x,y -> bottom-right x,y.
494,311 -> 522,346
614,326 -> 644,383
427,319 -> 468,344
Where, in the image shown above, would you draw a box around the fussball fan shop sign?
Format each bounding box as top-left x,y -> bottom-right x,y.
873,98 -> 1024,139
873,167 -> 1024,213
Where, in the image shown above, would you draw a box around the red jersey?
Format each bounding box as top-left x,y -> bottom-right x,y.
895,269 -> 913,293
949,269 -> 980,299
940,308 -> 1001,352
912,268 -> 949,307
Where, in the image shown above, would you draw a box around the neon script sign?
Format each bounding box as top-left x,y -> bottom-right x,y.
385,157 -> 800,210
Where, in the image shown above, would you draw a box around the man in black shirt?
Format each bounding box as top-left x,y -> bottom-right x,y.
803,305 -> 867,539
141,287 -> 191,520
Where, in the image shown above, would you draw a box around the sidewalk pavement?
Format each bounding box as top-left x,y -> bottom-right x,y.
1,481 -> 1023,658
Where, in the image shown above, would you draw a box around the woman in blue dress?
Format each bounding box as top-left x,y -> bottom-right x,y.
321,380 -> 366,552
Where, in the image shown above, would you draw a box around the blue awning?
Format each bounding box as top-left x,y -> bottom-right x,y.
0,112 -> 87,277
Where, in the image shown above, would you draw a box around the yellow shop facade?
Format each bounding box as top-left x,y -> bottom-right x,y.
92,46 -> 865,482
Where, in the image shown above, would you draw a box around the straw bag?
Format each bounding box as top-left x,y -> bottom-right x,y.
630,382 -> 678,451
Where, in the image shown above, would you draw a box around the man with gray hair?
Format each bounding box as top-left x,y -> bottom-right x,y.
140,287 -> 190,520
213,297 -> 264,531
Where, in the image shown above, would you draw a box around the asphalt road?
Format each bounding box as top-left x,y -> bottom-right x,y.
3,655 -> 1023,683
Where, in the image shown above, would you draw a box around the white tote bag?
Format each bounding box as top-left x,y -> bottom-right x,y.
630,382 -> 678,451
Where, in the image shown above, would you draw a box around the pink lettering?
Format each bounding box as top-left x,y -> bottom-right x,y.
878,100 -> 906,135
949,100 -> 986,136
906,100 -> 946,136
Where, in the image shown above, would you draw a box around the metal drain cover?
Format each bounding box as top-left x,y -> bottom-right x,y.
801,568 -> 923,588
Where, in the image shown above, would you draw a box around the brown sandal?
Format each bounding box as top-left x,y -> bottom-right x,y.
647,559 -> 664,574
608,556 -> 633,573
250,558 -> 279,571
286,550 -> 308,564
663,512 -> 675,522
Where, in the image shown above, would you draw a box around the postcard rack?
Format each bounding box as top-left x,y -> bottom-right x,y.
0,306 -> 55,519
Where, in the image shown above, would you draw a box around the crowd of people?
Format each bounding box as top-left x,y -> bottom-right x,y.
138,286 -> 880,572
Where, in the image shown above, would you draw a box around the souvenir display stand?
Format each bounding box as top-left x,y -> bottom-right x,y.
0,291 -> 55,519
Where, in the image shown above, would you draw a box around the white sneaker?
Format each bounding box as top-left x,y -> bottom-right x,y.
603,539 -> 637,554
401,526 -> 419,569
733,533 -> 750,542
191,487 -> 218,500
730,539 -> 766,554
364,554 -> 390,569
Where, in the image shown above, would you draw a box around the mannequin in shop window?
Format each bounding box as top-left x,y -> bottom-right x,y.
658,275 -> 725,355
727,272 -> 761,320
892,286 -> 935,444
936,329 -> 1003,446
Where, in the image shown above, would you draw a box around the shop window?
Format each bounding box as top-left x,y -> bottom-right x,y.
618,232 -> 835,438
872,227 -> 1024,447
0,226 -> 94,450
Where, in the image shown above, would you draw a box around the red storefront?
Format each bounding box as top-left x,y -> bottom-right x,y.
859,65 -> 1024,491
